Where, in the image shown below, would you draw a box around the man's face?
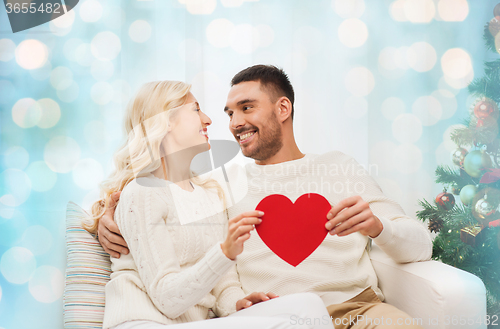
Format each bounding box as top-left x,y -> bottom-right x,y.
224,81 -> 283,161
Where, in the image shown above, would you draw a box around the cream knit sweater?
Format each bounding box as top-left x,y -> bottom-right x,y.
224,151 -> 433,308
103,174 -> 246,329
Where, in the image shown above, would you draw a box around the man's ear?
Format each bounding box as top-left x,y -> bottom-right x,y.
276,97 -> 292,123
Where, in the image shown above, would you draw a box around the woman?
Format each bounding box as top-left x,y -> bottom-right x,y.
85,81 -> 333,329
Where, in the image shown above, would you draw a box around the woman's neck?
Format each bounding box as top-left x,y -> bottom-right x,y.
151,154 -> 194,192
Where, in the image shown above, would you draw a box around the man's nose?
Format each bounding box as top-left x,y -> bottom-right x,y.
230,111 -> 245,129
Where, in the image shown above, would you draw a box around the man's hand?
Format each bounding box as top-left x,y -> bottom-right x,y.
325,195 -> 383,238
98,191 -> 129,258
235,292 -> 279,311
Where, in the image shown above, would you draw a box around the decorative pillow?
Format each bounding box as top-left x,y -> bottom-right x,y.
64,201 -> 111,328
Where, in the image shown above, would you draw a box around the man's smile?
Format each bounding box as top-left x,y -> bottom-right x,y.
237,130 -> 256,144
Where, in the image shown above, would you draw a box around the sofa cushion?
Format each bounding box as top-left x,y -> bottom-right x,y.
64,201 -> 111,328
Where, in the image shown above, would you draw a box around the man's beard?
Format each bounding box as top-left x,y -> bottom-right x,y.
240,111 -> 283,161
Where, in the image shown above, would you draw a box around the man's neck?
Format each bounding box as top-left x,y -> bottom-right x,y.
254,144 -> 305,165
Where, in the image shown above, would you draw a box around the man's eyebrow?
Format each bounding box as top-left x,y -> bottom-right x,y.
224,99 -> 256,112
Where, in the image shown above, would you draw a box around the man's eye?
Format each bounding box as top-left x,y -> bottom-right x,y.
243,106 -> 251,111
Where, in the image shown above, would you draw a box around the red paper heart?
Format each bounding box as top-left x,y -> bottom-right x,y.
255,193 -> 331,267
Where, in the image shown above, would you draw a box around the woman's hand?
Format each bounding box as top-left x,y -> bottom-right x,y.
236,292 -> 279,311
98,191 -> 129,258
220,210 -> 264,260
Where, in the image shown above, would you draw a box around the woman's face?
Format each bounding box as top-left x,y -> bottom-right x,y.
167,92 -> 212,152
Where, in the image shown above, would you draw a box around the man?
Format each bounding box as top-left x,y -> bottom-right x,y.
99,65 -> 431,328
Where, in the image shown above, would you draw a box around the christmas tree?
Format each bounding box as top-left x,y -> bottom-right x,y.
416,5 -> 500,326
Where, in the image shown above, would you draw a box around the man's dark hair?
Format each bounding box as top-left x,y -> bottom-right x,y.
231,65 -> 295,120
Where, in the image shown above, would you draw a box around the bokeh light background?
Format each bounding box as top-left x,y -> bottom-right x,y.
0,0 -> 498,327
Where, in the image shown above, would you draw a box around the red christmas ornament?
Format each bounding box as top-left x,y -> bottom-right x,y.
435,188 -> 455,211
473,98 -> 499,126
489,16 -> 500,37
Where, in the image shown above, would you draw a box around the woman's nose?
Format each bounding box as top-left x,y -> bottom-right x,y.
201,111 -> 212,126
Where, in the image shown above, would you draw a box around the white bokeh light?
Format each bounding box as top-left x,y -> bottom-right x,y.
412,95 -> 442,126
344,67 -> 375,97
338,18 -> 368,48
375,177 -> 403,203
20,226 -> 53,256
37,98 -> 61,129
431,89 -> 457,120
0,39 -> 16,62
91,60 -> 114,81
29,266 -> 64,303
0,247 -> 36,284
75,43 -> 94,66
221,0 -> 244,7
206,19 -> 235,48
72,158 -> 105,190
393,143 -> 422,174
435,142 -> 455,167
79,0 -> 103,22
438,0 -> 468,22
370,141 -> 397,172
57,81 -> 80,103
12,98 -> 42,128
112,79 -> 132,104
91,31 -> 121,61
344,96 -> 368,119
82,188 -> 100,212
443,70 -> 474,89
129,20 -> 152,43
44,136 -> 81,173
91,81 -> 114,105
256,24 -> 274,48
441,48 -> 473,80
294,26 -> 324,55
230,24 -> 260,54
0,169 -> 31,207
404,0 -> 435,23
178,39 -> 202,63
84,120 -> 111,154
381,97 -> 405,121
378,47 -> 399,71
51,6 -> 75,28
3,146 -> 29,170
49,7 -> 75,36
29,61 -> 52,81
392,113 -> 422,143
63,38 -> 83,62
284,52 -> 308,76
26,161 -> 57,192
333,0 -> 365,18
407,42 -> 437,72
15,39 -> 49,70
0,211 -> 27,244
50,66 -> 73,90
390,0 -> 406,22
184,0 -> 217,15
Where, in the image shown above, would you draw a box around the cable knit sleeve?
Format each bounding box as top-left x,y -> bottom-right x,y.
115,182 -> 236,319
211,264 -> 246,317
331,152 -> 433,263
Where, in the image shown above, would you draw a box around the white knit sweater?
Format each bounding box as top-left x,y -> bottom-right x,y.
224,151 -> 433,308
103,174 -> 246,329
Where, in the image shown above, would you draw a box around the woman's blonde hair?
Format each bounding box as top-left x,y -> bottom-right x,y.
84,81 -> 226,234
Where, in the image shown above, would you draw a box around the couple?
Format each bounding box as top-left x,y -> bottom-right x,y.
88,65 -> 432,329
